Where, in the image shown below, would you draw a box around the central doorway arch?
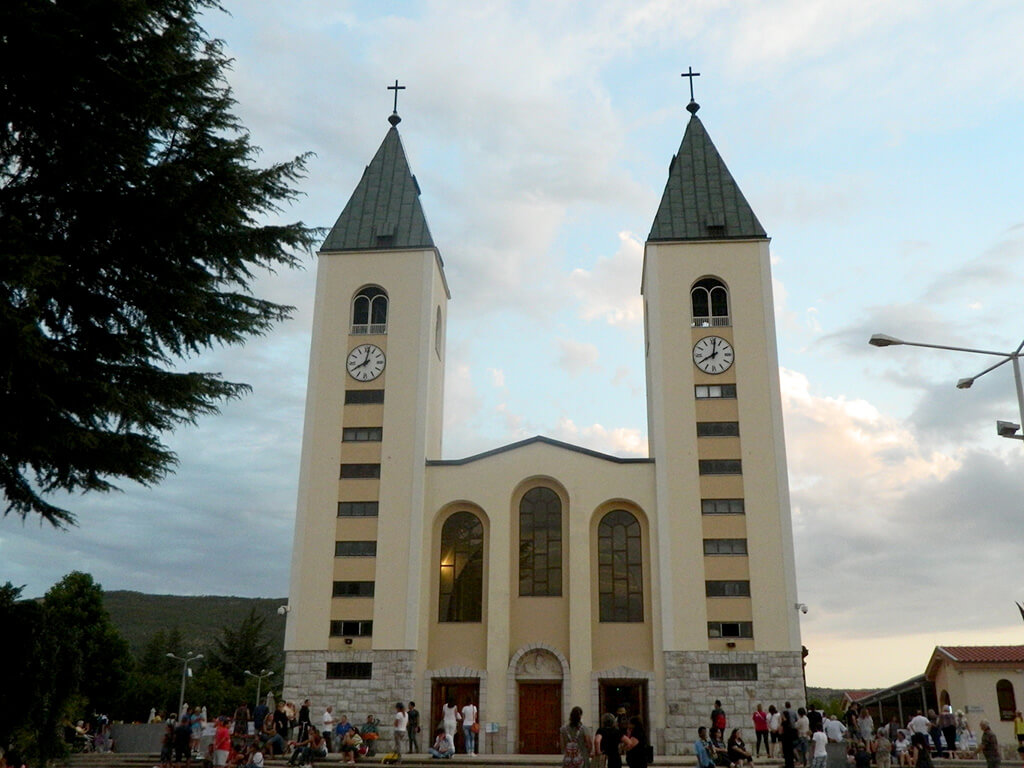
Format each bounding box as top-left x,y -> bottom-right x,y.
511,646 -> 567,754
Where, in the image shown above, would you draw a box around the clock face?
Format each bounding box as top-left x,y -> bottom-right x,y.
692,336 -> 734,374
346,344 -> 386,381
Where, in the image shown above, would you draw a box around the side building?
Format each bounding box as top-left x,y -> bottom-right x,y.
283,100 -> 803,755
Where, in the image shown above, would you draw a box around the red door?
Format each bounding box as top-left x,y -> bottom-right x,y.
518,683 -> 561,754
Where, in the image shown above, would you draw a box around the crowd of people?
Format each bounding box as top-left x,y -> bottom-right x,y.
147,695 -> 486,767
548,704 -> 652,768
690,701 -> 1003,768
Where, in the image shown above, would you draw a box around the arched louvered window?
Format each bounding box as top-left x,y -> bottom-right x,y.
439,511 -> 484,622
352,286 -> 388,334
519,487 -> 562,596
597,509 -> 643,622
691,278 -> 730,327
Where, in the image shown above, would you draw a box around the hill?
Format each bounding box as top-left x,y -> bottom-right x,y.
103,591 -> 288,658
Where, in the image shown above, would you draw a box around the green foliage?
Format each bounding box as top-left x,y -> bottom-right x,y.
0,573 -> 134,766
0,0 -> 320,526
207,607 -> 278,685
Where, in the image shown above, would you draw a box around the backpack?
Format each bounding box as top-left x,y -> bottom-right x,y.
563,726 -> 586,768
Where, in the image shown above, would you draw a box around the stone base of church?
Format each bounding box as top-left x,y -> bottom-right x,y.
661,650 -> 805,756
283,650 -> 416,719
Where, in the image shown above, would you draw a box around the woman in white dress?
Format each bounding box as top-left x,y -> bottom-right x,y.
441,697 -> 461,745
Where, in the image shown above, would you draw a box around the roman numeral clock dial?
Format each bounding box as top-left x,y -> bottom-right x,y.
346,343 -> 386,381
692,336 -> 734,374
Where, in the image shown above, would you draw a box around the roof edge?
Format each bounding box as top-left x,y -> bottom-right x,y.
427,435 -> 653,466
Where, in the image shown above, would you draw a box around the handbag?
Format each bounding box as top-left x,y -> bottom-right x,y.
471,722 -> 480,734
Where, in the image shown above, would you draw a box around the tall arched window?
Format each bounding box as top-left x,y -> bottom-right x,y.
434,306 -> 443,359
519,487 -> 562,596
597,509 -> 643,622
352,286 -> 388,334
439,511 -> 484,622
997,679 -> 1016,721
691,278 -> 730,327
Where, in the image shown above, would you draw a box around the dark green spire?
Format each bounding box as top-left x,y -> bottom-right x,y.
321,124 -> 435,252
648,113 -> 766,242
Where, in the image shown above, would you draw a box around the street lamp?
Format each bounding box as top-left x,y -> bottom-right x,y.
869,334 -> 1024,442
244,668 -> 274,708
166,652 -> 203,718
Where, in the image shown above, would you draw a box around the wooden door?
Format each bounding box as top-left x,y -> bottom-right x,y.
518,683 -> 561,754
430,680 -> 479,754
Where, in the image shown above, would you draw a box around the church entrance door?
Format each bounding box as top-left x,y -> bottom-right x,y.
430,679 -> 479,755
599,681 -> 648,726
518,682 -> 561,754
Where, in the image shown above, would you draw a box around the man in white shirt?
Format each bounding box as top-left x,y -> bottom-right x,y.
394,702 -> 409,758
322,706 -> 335,752
907,711 -> 931,740
824,716 -> 847,743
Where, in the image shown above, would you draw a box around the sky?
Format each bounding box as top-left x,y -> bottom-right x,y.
3,0 -> 1024,690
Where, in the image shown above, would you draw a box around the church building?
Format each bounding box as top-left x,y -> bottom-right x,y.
283,89 -> 804,755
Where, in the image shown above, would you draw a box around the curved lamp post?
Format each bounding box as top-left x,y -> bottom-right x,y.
869,334 -> 1024,442
244,668 -> 274,708
166,652 -> 203,718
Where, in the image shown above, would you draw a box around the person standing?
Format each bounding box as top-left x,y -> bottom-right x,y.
1015,711 -> 1024,750
560,706 -> 592,768
461,697 -> 479,755
297,699 -> 311,743
781,702 -> 797,768
769,705 -> 782,753
213,717 -> 232,767
594,713 -> 622,768
810,725 -> 828,768
875,728 -> 892,768
441,697 -> 461,745
753,704 -> 770,758
394,702 -> 409,759
939,706 -> 957,755
980,720 -> 1000,768
407,701 -> 421,753
796,707 -> 811,767
621,716 -> 649,768
711,701 -> 727,732
322,705 -> 335,750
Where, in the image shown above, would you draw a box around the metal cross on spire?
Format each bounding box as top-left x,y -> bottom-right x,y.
387,79 -> 406,126
681,66 -> 701,114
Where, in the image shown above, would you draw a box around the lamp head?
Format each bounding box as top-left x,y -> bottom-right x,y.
956,378 -> 974,389
996,420 -> 1021,438
869,334 -> 902,347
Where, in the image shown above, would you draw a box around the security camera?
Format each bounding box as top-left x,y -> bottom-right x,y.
801,604 -> 808,615
277,605 -> 290,615
794,602 -> 808,614
996,420 -> 1021,438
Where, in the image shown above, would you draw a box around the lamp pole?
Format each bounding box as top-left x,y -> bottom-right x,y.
244,669 -> 273,709
166,652 -> 203,718
869,334 -> 1024,442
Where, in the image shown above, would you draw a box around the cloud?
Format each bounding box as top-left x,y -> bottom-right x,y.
557,339 -> 601,377
781,367 -> 1024,685
549,417 -> 647,457
568,231 -> 645,327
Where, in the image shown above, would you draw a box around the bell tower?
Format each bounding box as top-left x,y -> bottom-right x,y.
284,104 -> 449,709
642,94 -> 802,742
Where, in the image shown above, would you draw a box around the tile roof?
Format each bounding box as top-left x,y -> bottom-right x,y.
935,645 -> 1024,664
648,113 -> 766,242
321,124 -> 435,252
844,690 -> 880,703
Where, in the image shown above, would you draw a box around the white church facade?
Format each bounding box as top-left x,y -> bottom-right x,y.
283,94 -> 804,755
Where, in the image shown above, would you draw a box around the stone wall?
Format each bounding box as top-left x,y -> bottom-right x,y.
283,650 -> 416,721
662,650 -> 805,757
